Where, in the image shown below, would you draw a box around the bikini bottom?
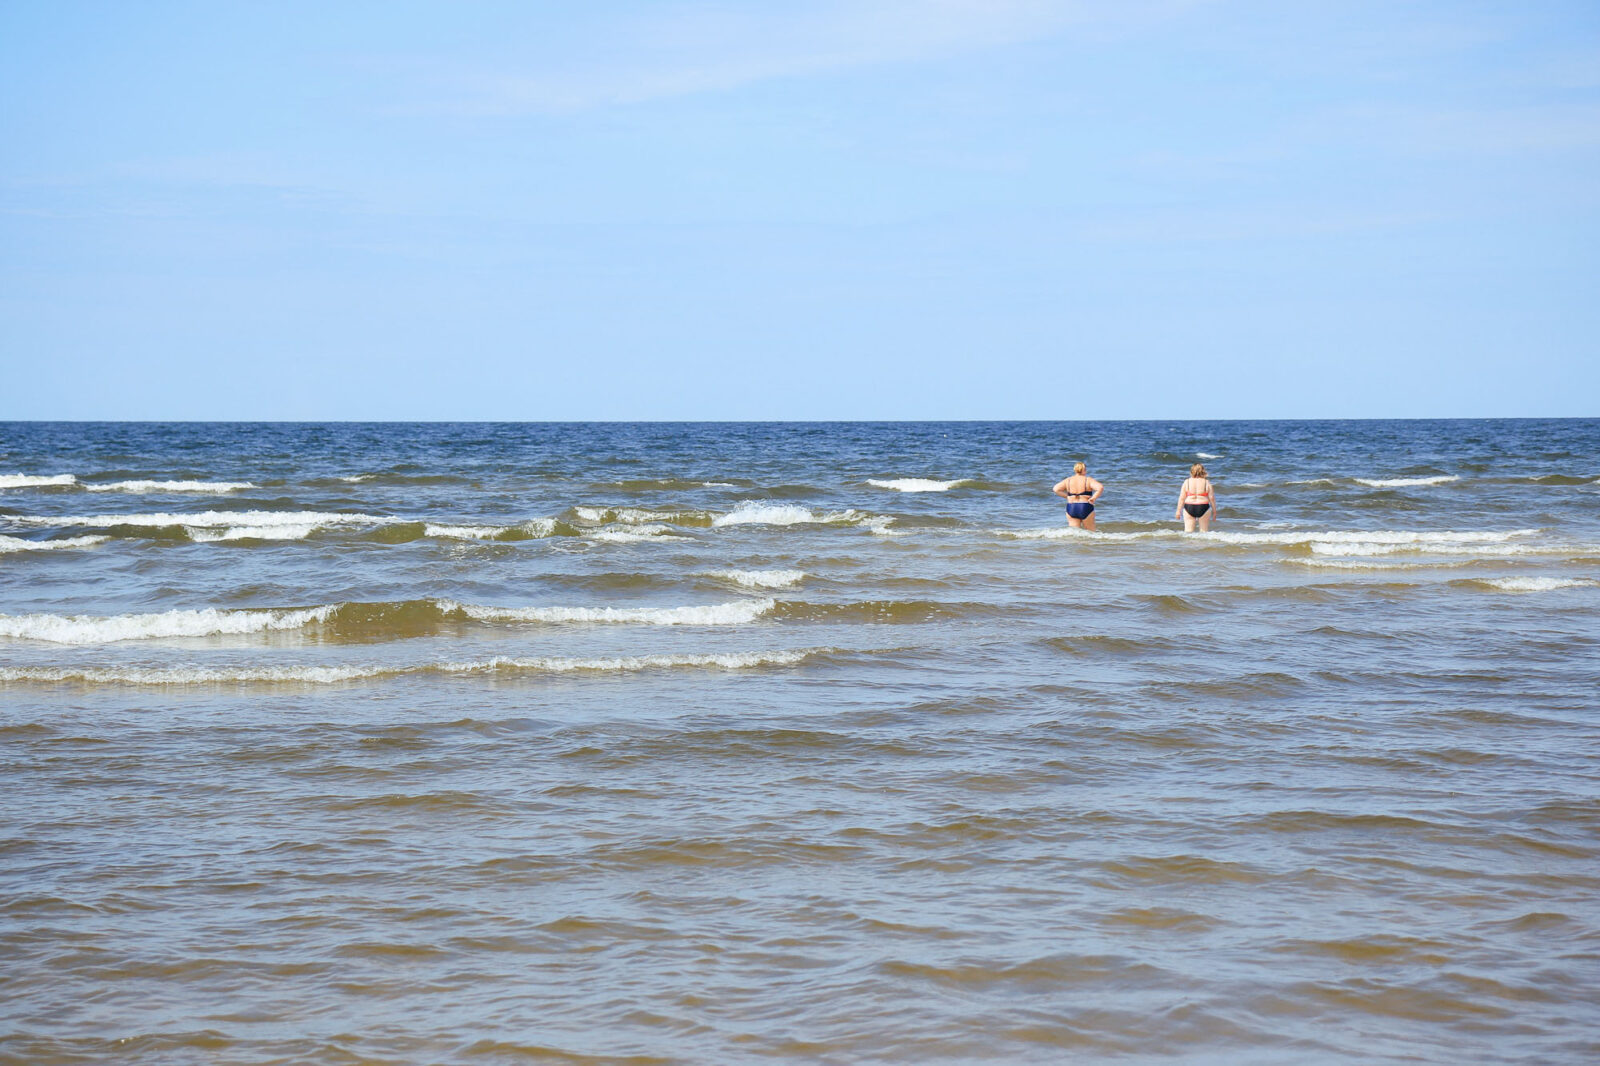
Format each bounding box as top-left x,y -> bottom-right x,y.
1066,502 -> 1094,520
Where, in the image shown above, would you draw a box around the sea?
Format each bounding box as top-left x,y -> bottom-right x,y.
2,420 -> 1597,1065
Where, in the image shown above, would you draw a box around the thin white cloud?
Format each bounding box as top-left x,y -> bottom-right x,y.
409,0 -> 1202,114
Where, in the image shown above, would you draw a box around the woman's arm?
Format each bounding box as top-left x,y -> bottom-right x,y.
1089,477 -> 1104,502
1052,477 -> 1074,499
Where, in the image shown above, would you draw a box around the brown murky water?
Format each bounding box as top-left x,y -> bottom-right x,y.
3,421 -> 1598,1063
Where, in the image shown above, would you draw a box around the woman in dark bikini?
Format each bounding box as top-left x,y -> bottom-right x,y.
1175,462 -> 1217,532
1052,461 -> 1104,531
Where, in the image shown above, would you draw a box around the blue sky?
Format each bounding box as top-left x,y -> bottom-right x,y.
2,0 -> 1596,419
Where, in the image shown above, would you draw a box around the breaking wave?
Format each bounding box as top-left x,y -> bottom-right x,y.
867,478 -> 972,493
571,507 -> 713,527
0,649 -> 822,686
1468,577 -> 1595,593
995,527 -> 1540,549
1196,452 -> 1222,460
1,475 -> 254,493
591,524 -> 693,543
444,598 -> 775,626
8,510 -> 389,530
1353,475 -> 1459,488
0,597 -> 775,644
0,605 -> 339,644
423,523 -> 515,540
0,474 -> 77,489
0,591 -> 986,644
711,501 -> 884,529
0,534 -> 109,554
191,524 -> 321,542
84,480 -> 255,493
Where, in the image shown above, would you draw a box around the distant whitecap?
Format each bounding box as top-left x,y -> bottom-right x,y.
0,474 -> 77,489
867,478 -> 971,493
84,480 -> 255,494
1353,475 -> 1459,488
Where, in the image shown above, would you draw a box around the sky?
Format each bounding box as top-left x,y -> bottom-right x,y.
2,0 -> 1597,420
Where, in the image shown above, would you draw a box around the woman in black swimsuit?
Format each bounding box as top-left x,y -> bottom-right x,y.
1175,462 -> 1216,532
1052,462 -> 1104,531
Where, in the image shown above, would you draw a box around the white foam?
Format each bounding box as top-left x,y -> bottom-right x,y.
995,526 -> 1106,540
712,502 -> 819,527
592,524 -> 691,543
864,515 -> 905,536
0,534 -> 109,554
574,506 -> 700,525
1476,577 -> 1595,592
189,523 -> 321,542
706,569 -> 805,589
0,605 -> 337,644
425,518 -> 560,540
1309,542 -> 1411,556
711,501 -> 882,529
1217,528 -> 1533,547
0,649 -> 817,686
867,478 -> 970,493
446,598 -> 776,626
338,474 -> 374,483
424,523 -> 506,540
8,510 -> 388,529
1308,539 -> 1593,558
1196,453 -> 1222,460
1294,558 -> 1428,571
994,527 -> 1541,548
84,480 -> 255,494
0,474 -> 77,489
1353,475 -> 1459,488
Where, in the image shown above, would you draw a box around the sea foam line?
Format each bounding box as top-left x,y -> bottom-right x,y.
0,649 -> 820,686
443,598 -> 775,626
995,527 -> 1540,547
1352,475 -> 1460,488
6,510 -> 389,529
573,506 -> 709,526
0,474 -> 77,489
0,596 -> 780,643
0,475 -> 255,493
0,605 -> 339,644
592,524 -> 692,543
1471,576 -> 1596,592
0,534 -> 109,554
84,480 -> 256,493
705,569 -> 806,589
